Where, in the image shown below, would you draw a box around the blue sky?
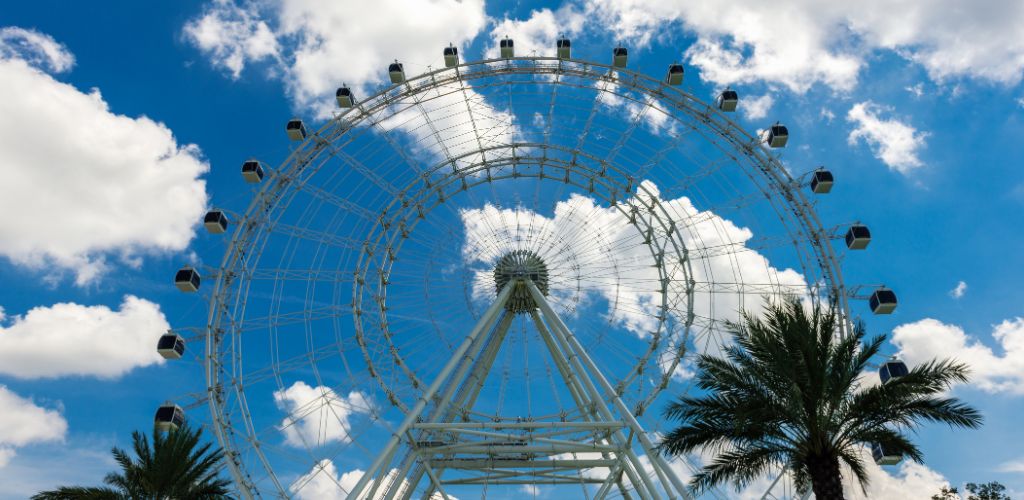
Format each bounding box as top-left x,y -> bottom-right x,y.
1,0 -> 1023,498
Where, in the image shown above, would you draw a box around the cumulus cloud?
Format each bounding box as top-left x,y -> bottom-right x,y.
485,6 -> 586,59
0,386 -> 67,467
0,46 -> 208,285
290,462 -> 452,500
273,381 -> 373,447
741,94 -> 774,120
586,0 -> 1024,91
182,0 -> 280,78
949,280 -> 968,299
0,27 -> 74,73
847,102 -> 928,174
892,317 -> 1024,394
185,0 -> 487,111
0,295 -> 169,379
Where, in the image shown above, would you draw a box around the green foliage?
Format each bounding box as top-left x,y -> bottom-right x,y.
966,482 -> 1011,500
933,486 -> 960,500
33,424 -> 232,500
659,297 -> 983,499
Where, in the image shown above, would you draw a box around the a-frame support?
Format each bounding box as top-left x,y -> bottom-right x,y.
346,279 -> 692,500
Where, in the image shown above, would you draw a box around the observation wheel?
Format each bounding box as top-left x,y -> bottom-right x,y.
179,49 -> 873,500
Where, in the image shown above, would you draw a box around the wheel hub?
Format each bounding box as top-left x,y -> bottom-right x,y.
493,250 -> 549,313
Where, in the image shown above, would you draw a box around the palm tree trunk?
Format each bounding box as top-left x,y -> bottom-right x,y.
807,453 -> 845,500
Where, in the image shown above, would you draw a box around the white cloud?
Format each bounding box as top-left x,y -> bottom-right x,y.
741,94 -> 773,120
485,6 -> 586,59
949,280 -> 967,299
182,0 -> 280,79
0,295 -> 168,379
0,386 -> 67,467
847,102 -> 928,174
999,458 -> 1024,473
906,83 -> 925,98
586,0 -> 1024,91
290,462 -> 453,500
460,181 -> 807,374
0,27 -> 74,73
272,381 -> 373,447
0,51 -> 208,285
892,317 -> 1024,394
845,447 -> 953,499
185,0 -> 488,112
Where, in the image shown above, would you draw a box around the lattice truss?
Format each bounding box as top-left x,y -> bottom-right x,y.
177,57 -> 854,499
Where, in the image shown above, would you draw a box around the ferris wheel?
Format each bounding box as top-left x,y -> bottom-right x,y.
163,38 -> 897,500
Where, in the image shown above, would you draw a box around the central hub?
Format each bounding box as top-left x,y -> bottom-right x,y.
493,250 -> 549,313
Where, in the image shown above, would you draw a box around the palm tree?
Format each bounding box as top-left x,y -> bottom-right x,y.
33,424 -> 232,500
660,298 -> 983,500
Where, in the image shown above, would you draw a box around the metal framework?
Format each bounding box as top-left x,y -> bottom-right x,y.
192,55 -> 857,499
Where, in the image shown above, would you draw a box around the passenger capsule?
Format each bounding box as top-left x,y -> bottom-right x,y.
203,210 -> 228,234
556,38 -> 571,59
443,45 -> 459,68
869,287 -> 898,315
666,64 -> 684,85
872,442 -> 902,466
766,123 -> 789,148
845,224 -> 871,250
157,332 -> 186,360
336,86 -> 354,108
612,46 -> 628,68
154,403 -> 185,432
389,61 -> 405,84
811,169 -> 834,194
879,359 -> 909,385
174,267 -> 200,293
500,38 -> 514,58
716,89 -> 738,112
286,118 -> 307,141
241,160 -> 264,183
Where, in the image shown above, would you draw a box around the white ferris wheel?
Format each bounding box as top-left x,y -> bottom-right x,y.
163,38 -> 896,500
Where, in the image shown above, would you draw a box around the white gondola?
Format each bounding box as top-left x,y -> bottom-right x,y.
556,38 -> 571,59
879,358 -> 909,384
389,61 -> 405,84
872,443 -> 902,466
443,45 -> 459,68
204,210 -> 228,234
500,38 -> 514,58
666,64 -> 684,85
175,267 -> 200,293
241,160 -> 264,183
869,287 -> 898,314
157,332 -> 186,360
811,169 -> 833,194
766,123 -> 789,148
154,403 -> 185,432
336,86 -> 354,108
612,47 -> 628,68
716,89 -> 738,112
845,224 -> 871,250
286,118 -> 307,141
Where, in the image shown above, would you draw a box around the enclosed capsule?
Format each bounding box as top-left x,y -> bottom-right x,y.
612,47 -> 628,68
336,86 -> 354,108
716,89 -> 738,112
869,287 -> 898,315
872,443 -> 902,466
286,119 -> 307,141
443,45 -> 459,68
389,61 -> 405,84
154,403 -> 185,432
157,332 -> 186,360
203,210 -> 228,234
766,123 -> 789,148
666,64 -> 684,85
879,359 -> 910,385
174,267 -> 200,293
500,38 -> 514,58
811,169 -> 834,194
556,38 -> 571,59
241,160 -> 264,183
845,224 -> 871,250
